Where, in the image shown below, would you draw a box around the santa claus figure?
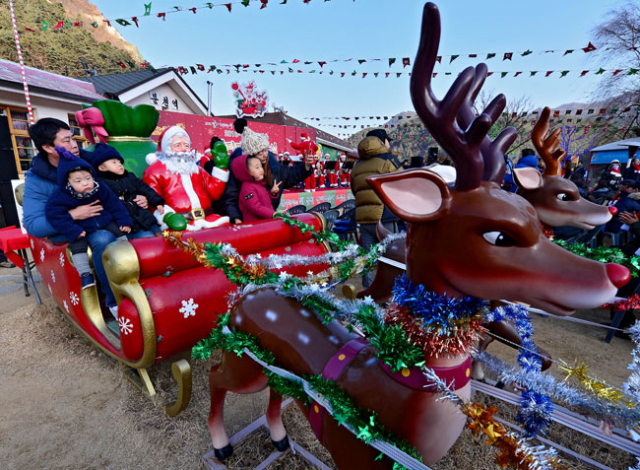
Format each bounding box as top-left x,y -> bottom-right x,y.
143,126 -> 230,231
289,133 -> 319,192
316,156 -> 326,188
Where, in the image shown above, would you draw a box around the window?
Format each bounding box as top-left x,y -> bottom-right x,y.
68,114 -> 88,149
1,106 -> 37,174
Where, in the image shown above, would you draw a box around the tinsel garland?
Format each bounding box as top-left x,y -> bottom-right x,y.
559,359 -> 638,409
474,351 -> 640,431
388,276 -> 487,357
602,294 -> 640,312
554,239 -> 640,278
485,304 -> 553,438
193,312 -> 423,468
163,229 -> 407,285
422,367 -> 565,470
277,211 -> 352,251
624,321 -> 640,442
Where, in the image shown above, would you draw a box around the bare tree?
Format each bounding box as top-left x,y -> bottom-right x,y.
477,92 -> 534,155
593,3 -> 640,137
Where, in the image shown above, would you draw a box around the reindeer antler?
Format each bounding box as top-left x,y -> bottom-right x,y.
456,63 -> 518,184
411,3 -> 494,191
532,107 -> 566,177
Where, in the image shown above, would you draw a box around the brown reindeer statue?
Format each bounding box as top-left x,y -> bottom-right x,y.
513,106 -> 614,229
206,3 -> 630,468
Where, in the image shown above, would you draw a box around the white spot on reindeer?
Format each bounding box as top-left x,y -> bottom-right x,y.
59,253 -> 65,267
299,309 -> 311,318
265,310 -> 278,322
39,248 -> 45,262
328,335 -> 339,345
119,317 -> 133,335
70,292 -> 79,306
246,294 -> 255,301
179,298 -> 198,318
297,332 -> 310,345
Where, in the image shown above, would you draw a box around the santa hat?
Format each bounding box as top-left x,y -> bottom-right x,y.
241,128 -> 270,155
300,132 -> 309,140
158,126 -> 190,152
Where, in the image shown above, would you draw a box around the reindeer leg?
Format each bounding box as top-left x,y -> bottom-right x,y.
266,389 -> 289,451
208,351 -> 269,460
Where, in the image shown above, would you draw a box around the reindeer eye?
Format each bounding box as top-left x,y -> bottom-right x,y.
483,231 -> 516,247
556,193 -> 572,201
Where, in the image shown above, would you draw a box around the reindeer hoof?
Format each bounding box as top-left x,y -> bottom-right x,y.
271,435 -> 290,452
214,444 -> 234,461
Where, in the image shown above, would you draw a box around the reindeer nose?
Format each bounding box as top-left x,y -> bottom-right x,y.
606,263 -> 630,289
608,206 -> 618,215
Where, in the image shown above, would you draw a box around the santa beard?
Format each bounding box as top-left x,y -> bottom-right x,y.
156,150 -> 200,175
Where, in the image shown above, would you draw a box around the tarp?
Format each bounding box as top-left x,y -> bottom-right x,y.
590,149 -> 629,165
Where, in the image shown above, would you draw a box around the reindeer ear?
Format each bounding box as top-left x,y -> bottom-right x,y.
513,167 -> 543,190
367,169 -> 451,223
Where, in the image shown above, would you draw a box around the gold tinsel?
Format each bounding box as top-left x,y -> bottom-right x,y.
559,360 -> 636,408
163,231 -> 213,267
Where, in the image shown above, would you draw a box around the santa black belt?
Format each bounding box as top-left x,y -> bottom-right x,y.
179,207 -> 214,221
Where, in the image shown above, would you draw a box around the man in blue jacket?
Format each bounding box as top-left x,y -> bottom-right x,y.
23,118 -> 121,317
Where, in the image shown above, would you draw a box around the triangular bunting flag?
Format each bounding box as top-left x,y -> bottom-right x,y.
42,20 -> 50,31
388,58 -> 396,67
545,71 -> 553,77
503,52 -> 513,61
595,68 -> 605,74
563,50 -> 574,56
560,70 -> 569,77
358,59 -> 367,64
450,55 -> 459,63
402,57 -> 411,68
225,4 -> 232,12
521,50 -> 532,56
486,53 -> 496,59
501,72 -> 508,78
580,70 -> 589,77
514,71 -> 522,77
582,42 -> 597,53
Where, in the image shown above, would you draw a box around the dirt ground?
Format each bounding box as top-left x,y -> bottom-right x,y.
0,264 -> 637,469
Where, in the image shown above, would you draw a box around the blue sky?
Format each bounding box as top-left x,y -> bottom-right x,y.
91,0 -> 631,135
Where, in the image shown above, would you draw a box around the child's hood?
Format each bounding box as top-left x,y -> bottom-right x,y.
56,146 -> 95,187
231,154 -> 260,183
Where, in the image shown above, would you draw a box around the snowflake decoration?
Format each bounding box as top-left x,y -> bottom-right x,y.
63,300 -> 69,313
59,253 -> 65,267
70,291 -> 79,306
39,248 -> 45,262
119,317 -> 133,335
179,298 -> 199,319
50,270 -> 56,283
47,284 -> 52,294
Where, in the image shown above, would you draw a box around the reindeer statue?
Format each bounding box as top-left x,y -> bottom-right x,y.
206,3 -> 629,468
513,106 -> 614,229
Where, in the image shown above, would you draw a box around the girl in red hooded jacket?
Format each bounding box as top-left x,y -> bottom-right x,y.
231,154 -> 282,221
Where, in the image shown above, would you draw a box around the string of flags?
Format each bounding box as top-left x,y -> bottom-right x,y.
19,0 -> 341,33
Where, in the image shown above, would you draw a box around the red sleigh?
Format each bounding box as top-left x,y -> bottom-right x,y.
30,100 -> 330,416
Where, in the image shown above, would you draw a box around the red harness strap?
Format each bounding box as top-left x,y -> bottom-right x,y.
308,337 -> 369,443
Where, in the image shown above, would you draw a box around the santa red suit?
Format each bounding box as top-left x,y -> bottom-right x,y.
143,126 -> 230,231
290,133 -> 318,192
316,159 -> 326,188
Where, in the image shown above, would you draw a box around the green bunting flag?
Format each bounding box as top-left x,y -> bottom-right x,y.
501,72 -> 508,78
530,71 -> 538,76
560,70 -> 569,77
116,19 -> 132,26
629,69 -> 639,75
42,20 -> 50,31
521,49 -> 532,56
144,2 -> 152,15
241,0 -> 250,6
388,58 -> 396,67
486,53 -> 496,59
595,68 -> 606,74
450,54 -> 459,63
91,21 -> 98,27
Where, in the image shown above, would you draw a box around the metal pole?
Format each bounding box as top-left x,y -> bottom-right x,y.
206,80 -> 213,116
8,0 -> 35,124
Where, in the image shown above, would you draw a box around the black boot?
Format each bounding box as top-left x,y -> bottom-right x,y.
271,435 -> 290,452
214,443 -> 234,461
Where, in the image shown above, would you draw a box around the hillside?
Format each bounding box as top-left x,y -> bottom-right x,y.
0,0 -> 143,77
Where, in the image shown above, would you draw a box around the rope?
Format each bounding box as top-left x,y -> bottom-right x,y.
8,0 -> 34,124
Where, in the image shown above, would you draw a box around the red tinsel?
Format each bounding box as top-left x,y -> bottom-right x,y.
601,294 -> 640,312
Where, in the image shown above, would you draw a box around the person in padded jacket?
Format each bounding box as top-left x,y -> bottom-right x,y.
231,154 -> 281,222
88,143 -> 165,239
351,129 -> 402,287
223,119 -> 313,223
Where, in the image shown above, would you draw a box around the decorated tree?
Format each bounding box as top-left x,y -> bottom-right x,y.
559,125 -> 599,164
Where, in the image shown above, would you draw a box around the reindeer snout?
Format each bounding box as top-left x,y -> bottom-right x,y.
606,263 -> 630,289
608,206 -> 618,215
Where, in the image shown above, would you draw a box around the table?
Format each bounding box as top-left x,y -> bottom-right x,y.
0,226 -> 41,304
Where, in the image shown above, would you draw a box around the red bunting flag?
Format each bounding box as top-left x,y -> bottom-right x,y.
362,73 -> 367,78
73,21 -> 82,27
402,57 -> 410,68
24,26 -> 36,32
225,3 -> 232,12
553,110 -> 560,117
340,72 -> 345,77
197,64 -> 205,71
487,72 -> 494,77
582,42 -> 597,53
117,61 -> 127,69
103,19 -> 111,27
436,56 -> 442,63
545,71 -> 553,77
293,59 -> 300,63
53,21 -> 65,30
514,71 -> 522,77
157,12 -> 166,20
189,7 -> 197,13
612,69 -> 623,76
318,61 -> 326,68
385,72 -> 390,78
580,70 -> 589,77
261,0 -> 268,8
132,17 -> 139,27
432,73 -> 437,78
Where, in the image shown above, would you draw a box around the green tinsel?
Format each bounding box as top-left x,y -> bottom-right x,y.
194,316 -> 421,468
203,243 -> 279,285
555,240 -> 640,278
278,212 -> 351,251
355,304 -> 425,373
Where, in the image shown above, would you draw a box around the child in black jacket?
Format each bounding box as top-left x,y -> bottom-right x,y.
88,144 -> 165,238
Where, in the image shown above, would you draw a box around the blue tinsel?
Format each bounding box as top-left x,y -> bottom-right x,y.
485,303 -> 553,438
392,275 -> 486,332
